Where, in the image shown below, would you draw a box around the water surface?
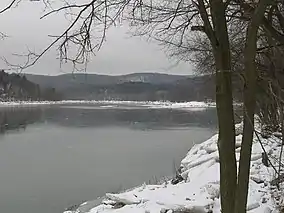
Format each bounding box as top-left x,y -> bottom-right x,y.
0,103 -> 217,213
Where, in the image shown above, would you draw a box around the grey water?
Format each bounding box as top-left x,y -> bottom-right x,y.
0,103 -> 217,213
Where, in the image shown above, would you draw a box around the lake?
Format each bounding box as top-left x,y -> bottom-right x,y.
0,102 -> 217,213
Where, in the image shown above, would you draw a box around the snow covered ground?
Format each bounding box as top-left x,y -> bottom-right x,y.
65,121 -> 284,213
0,100 -> 216,110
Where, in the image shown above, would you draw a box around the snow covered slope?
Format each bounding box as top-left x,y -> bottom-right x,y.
65,122 -> 283,213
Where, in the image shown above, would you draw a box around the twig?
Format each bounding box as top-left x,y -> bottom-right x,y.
278,105 -> 284,180
254,129 -> 278,174
0,0 -> 18,14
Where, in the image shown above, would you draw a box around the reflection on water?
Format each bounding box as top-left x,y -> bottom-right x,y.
0,108 -> 43,134
0,104 -> 218,213
48,107 -> 217,129
0,106 -> 218,133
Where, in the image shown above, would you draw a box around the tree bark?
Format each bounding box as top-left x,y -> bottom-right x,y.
235,0 -> 271,212
209,0 -> 237,212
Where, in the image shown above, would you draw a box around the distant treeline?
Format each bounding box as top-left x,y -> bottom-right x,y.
0,70 -> 245,102
60,74 -> 243,102
17,72 -> 245,102
0,70 -> 62,101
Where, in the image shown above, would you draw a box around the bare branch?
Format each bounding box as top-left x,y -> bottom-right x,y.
0,0 -> 18,14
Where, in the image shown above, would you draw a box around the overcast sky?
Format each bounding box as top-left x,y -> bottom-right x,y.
0,0 -> 193,76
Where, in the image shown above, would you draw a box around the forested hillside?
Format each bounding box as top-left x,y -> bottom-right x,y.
26,73 -> 243,102
0,71 -> 62,101
0,71 -> 242,102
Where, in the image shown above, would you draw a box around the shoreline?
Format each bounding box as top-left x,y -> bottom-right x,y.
66,121 -> 283,213
0,100 -> 217,110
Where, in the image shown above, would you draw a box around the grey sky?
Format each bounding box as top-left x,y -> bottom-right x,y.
0,0 -> 193,76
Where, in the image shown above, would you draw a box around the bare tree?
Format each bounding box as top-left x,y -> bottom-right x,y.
1,1 -> 284,213
235,1 -> 271,212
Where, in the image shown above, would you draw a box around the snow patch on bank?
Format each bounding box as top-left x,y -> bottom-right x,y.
66,122 -> 283,213
0,100 -> 216,110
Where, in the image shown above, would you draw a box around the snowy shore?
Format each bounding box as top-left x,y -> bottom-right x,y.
0,100 -> 216,110
65,121 -> 283,213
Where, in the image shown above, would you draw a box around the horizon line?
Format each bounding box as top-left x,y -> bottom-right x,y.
18,71 -> 194,77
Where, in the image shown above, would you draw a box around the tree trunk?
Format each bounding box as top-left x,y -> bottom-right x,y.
209,0 -> 237,212
215,60 -> 237,213
235,1 -> 270,212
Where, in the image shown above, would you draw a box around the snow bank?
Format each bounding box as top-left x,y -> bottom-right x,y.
143,101 -> 216,110
0,101 -> 59,107
66,123 -> 284,213
0,100 -> 216,110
